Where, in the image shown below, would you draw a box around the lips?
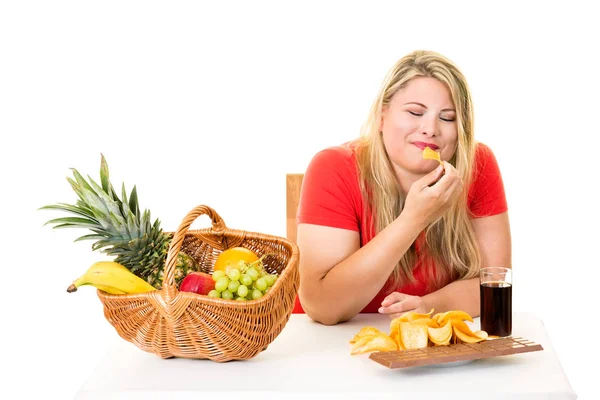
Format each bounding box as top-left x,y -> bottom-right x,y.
413,142 -> 439,150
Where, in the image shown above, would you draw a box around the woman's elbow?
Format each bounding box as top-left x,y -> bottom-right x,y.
301,300 -> 352,326
306,311 -> 343,326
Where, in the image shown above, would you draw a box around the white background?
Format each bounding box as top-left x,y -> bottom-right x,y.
1,0 -> 598,398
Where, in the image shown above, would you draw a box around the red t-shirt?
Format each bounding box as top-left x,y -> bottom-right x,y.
292,141 -> 508,313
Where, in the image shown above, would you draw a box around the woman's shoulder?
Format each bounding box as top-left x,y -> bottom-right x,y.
474,141 -> 499,161
467,141 -> 508,216
473,141 -> 502,174
307,140 -> 361,175
311,140 -> 359,161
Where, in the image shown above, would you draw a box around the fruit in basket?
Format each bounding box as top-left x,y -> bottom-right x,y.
350,309 -> 488,355
67,261 -> 157,294
39,154 -> 198,289
208,256 -> 278,301
213,247 -> 259,272
179,272 -> 216,295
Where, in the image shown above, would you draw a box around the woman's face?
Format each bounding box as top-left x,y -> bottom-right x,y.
380,76 -> 458,176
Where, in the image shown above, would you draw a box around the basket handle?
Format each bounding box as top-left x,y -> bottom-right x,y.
163,205 -> 226,289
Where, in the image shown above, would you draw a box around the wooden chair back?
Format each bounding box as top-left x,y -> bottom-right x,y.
286,174 -> 304,244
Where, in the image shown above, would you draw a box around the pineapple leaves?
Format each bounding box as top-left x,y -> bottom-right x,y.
43,217 -> 99,228
69,174 -> 111,218
100,153 -> 110,195
126,210 -> 140,239
75,234 -> 108,242
108,211 -> 129,239
86,175 -> 124,218
40,154 -> 179,280
38,203 -> 97,220
129,185 -> 140,217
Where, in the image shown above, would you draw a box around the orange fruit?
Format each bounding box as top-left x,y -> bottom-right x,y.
213,247 -> 259,272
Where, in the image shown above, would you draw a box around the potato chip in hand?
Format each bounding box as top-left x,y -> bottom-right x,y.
422,147 -> 443,165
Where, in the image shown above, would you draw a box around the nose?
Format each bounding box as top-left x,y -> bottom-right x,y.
420,115 -> 438,137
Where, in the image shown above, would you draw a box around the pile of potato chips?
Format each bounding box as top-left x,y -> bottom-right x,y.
350,309 -> 489,355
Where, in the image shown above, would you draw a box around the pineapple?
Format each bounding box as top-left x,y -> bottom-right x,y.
40,154 -> 198,289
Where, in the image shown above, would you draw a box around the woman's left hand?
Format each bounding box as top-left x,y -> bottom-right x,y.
378,292 -> 428,319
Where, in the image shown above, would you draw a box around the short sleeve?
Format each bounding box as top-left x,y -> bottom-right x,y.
467,143 -> 508,218
296,146 -> 361,232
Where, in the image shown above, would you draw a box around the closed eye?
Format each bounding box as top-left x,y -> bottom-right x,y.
409,110 -> 455,122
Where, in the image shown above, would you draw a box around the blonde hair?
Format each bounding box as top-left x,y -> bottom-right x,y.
355,49 -> 481,291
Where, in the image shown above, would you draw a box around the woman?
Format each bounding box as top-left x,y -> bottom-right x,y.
293,50 -> 511,325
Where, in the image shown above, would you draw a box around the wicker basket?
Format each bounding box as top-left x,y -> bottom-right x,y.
96,205 -> 300,362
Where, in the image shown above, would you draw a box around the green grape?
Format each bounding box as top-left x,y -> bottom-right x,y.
221,290 -> 234,300
228,280 -> 240,292
240,274 -> 252,286
237,260 -> 247,270
264,274 -> 277,286
252,289 -> 263,300
225,264 -> 237,274
235,297 -> 246,301
237,285 -> 249,298
208,290 -> 220,298
255,278 -> 267,291
212,270 -> 226,281
247,267 -> 259,281
227,268 -> 241,281
215,277 -> 230,292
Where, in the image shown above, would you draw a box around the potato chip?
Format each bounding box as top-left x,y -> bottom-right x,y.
349,308 -> 489,356
351,332 -> 398,355
349,326 -> 382,344
453,325 -> 486,343
389,318 -> 405,350
350,335 -> 377,354
474,330 -> 488,340
434,310 -> 474,326
427,320 -> 453,345
421,318 -> 440,329
422,147 -> 443,165
451,319 -> 478,336
450,319 -> 487,344
400,320 -> 429,350
394,308 -> 435,323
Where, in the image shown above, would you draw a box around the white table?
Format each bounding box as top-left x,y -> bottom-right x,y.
75,312 -> 577,399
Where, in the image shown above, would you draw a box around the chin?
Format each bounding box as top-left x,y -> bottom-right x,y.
415,161 -> 439,174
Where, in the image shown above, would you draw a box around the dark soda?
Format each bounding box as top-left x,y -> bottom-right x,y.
480,281 -> 512,337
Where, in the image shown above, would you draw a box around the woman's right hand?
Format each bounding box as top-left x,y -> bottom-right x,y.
403,162 -> 464,226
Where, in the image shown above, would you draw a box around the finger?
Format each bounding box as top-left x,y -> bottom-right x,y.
418,164 -> 445,188
442,174 -> 464,202
379,297 -> 418,314
427,163 -> 460,193
381,292 -> 405,307
379,301 -> 418,315
389,312 -> 412,320
388,307 -> 423,319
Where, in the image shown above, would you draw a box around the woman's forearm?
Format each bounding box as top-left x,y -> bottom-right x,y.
303,211 -> 426,325
423,277 -> 480,317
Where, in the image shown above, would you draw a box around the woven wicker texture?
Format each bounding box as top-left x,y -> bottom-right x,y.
97,205 -> 300,362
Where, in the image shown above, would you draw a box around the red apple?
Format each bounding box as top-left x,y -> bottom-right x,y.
179,272 -> 215,295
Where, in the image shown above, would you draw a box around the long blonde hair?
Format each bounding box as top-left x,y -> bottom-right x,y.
356,50 -> 481,291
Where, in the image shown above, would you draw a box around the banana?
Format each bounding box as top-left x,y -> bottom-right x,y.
67,261 -> 157,294
91,284 -> 128,295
